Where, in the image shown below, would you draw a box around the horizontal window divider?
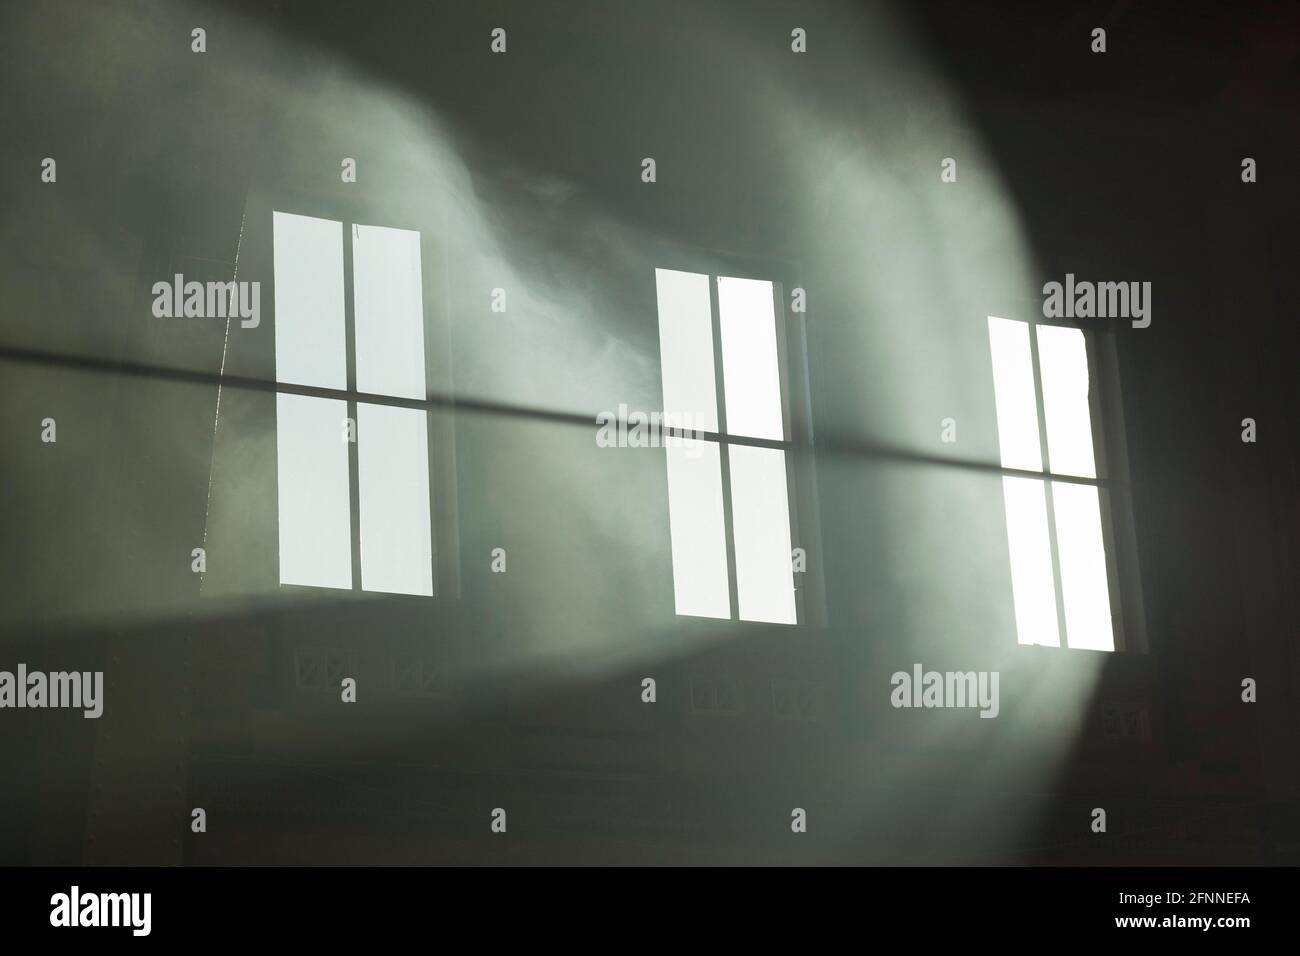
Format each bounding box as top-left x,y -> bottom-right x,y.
1000,466 -> 1116,489
659,427 -> 792,451
273,381 -> 430,410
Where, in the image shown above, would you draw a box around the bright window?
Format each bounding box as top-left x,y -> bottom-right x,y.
272,212 -> 434,597
656,269 -> 797,625
988,315 -> 1114,650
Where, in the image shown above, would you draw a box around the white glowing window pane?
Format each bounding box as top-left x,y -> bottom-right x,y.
987,317 -> 1043,471
665,440 -> 730,619
655,269 -> 719,433
353,225 -> 426,401
718,276 -> 785,441
276,394 -> 352,589
357,404 -> 433,597
1052,481 -> 1114,651
1036,325 -> 1096,479
1001,476 -> 1060,647
728,445 -> 796,625
272,212 -> 347,390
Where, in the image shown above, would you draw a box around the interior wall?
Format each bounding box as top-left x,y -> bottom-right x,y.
0,0 -> 1295,865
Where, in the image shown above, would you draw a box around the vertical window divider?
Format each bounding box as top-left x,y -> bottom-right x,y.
342,221 -> 362,591
1028,318 -> 1069,647
709,275 -> 740,621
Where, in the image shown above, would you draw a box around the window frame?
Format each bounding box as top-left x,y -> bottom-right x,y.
654,247 -> 825,628
989,301 -> 1147,653
240,187 -> 461,602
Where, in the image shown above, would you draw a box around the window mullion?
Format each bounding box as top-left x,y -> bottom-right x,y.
709,275 -> 740,621
343,222 -> 362,592
1028,320 -> 1069,647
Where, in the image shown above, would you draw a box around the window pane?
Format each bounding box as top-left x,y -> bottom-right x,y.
353,224 -> 426,401
357,404 -> 434,597
1001,476 -> 1060,647
987,316 -> 1043,471
718,276 -> 785,441
664,440 -> 730,619
1036,325 -> 1097,479
272,212 -> 347,390
728,445 -> 796,624
655,269 -> 719,433
1052,481 -> 1115,651
276,393 -> 352,589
